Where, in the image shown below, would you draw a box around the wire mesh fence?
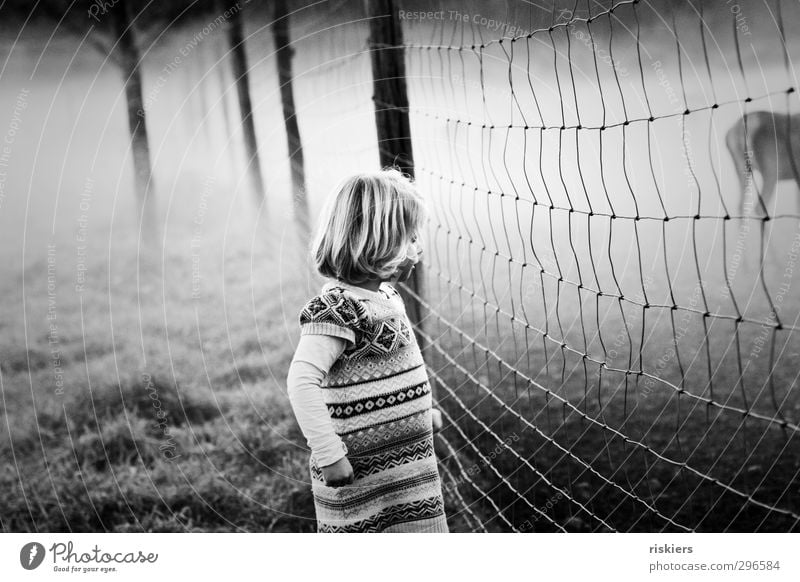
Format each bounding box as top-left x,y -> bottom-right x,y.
296,0 -> 800,532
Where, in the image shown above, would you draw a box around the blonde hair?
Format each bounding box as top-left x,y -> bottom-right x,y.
311,168 -> 427,284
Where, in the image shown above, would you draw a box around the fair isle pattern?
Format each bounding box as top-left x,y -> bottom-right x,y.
321,364 -> 428,403
318,497 -> 446,533
311,432 -> 436,481
299,281 -> 449,533
326,349 -> 420,385
326,382 -> 430,419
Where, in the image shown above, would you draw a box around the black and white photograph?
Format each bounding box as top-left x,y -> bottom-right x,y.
0,0 -> 798,577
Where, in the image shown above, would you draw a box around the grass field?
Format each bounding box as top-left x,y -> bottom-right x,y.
0,218 -> 332,532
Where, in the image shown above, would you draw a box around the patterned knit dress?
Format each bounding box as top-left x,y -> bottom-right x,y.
298,280 -> 449,533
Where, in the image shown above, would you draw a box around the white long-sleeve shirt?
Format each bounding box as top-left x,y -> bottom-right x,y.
286,333 -> 349,467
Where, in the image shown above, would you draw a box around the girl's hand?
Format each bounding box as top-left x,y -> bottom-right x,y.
321,455 -> 354,488
431,408 -> 443,433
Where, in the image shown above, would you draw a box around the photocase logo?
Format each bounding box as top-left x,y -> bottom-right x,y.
19,542 -> 46,570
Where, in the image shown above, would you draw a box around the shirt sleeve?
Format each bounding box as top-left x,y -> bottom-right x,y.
286,333 -> 349,467
298,289 -> 364,349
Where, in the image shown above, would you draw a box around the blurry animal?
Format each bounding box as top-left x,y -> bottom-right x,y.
725,111 -> 800,216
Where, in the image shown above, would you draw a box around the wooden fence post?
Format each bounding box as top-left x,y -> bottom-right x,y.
365,0 -> 426,347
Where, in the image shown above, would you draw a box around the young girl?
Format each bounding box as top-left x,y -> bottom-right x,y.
286,168 -> 448,533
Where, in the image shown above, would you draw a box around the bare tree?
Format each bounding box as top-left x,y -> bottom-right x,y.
109,0 -> 155,226
274,0 -> 310,241
213,34 -> 242,181
217,0 -> 266,206
16,0 -> 210,229
188,38 -> 215,148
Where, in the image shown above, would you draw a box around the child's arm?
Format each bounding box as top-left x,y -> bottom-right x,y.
286,333 -> 354,486
431,407 -> 443,433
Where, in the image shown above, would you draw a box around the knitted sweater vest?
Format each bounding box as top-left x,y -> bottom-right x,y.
298,280 -> 449,532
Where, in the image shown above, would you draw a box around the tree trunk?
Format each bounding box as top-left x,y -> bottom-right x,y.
111,0 -> 156,227
213,34 -> 241,182
365,0 -> 424,341
225,1 -> 266,205
274,0 -> 310,241
191,42 -> 214,150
